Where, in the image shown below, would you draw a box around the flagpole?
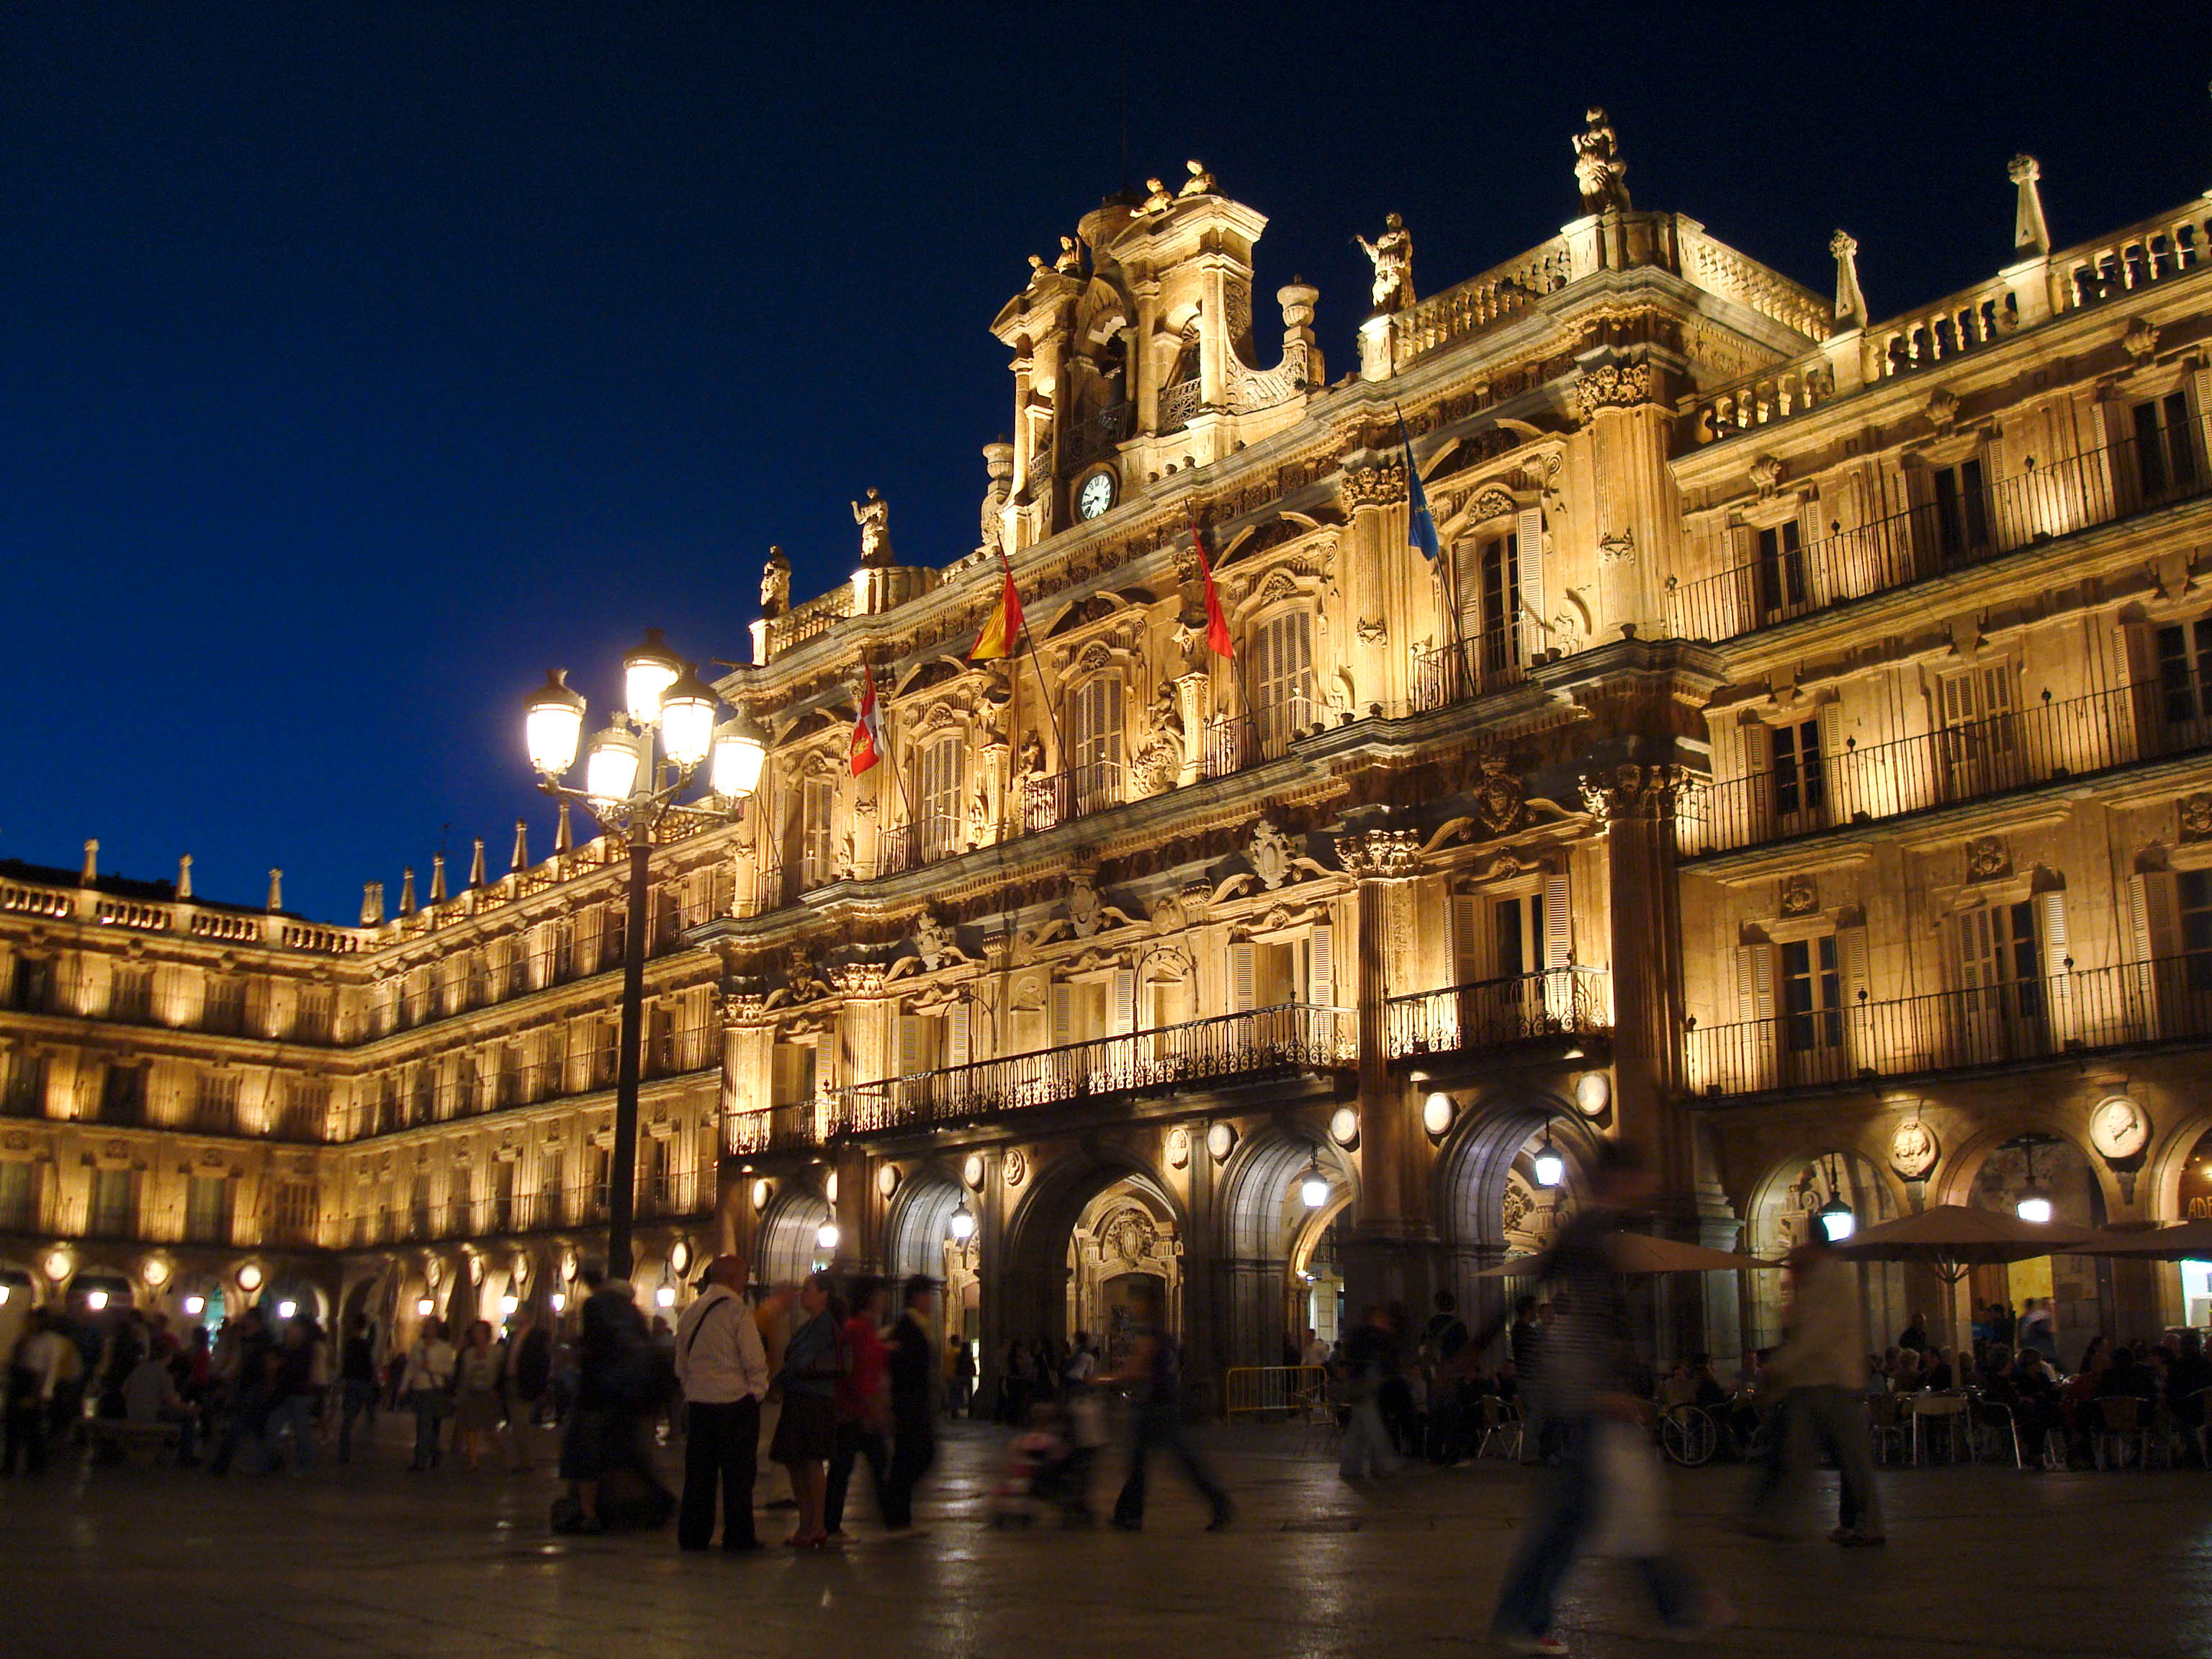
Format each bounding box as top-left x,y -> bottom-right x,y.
868,658 -> 923,867
1188,502 -> 1260,762
1397,404 -> 1463,697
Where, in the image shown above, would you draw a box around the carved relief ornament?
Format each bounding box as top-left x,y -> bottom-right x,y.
1339,459 -> 1408,508
1334,827 -> 1421,877
1578,763 -> 1693,822
1570,361 -> 1653,421
2179,793 -> 2212,842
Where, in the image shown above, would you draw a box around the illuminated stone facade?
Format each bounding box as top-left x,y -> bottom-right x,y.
6,119 -> 2211,1387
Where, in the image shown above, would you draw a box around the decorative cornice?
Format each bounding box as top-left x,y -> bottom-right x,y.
1334,827 -> 1421,877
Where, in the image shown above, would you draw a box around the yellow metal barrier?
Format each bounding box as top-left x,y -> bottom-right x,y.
1223,1364 -> 1329,1419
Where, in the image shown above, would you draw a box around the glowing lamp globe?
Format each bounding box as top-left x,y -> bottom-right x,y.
1533,1147 -> 1567,1189
84,1289 -> 109,1312
655,1285 -> 678,1309
2016,1192 -> 2054,1225
1300,1167 -> 1330,1210
499,1294 -> 520,1317
711,711 -> 768,799
277,1300 -> 297,1320
583,724 -> 643,805
416,1297 -> 436,1317
1817,1197 -> 1857,1242
816,1220 -> 841,1252
182,1295 -> 206,1316
524,670 -> 587,776
948,1202 -> 977,1243
657,665 -> 719,769
551,1292 -> 568,1313
622,627 -> 683,724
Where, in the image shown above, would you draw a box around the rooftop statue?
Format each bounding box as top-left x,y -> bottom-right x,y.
1356,212 -> 1416,315
1055,234 -> 1082,274
761,546 -> 791,617
852,487 -> 893,568
1141,176 -> 1174,215
1026,253 -> 1047,284
1176,158 -> 1215,199
1573,107 -> 1630,213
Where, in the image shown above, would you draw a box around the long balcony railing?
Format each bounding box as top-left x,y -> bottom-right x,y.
1689,679 -> 2212,855
1686,953 -> 2212,1098
1385,966 -> 1612,1060
1020,758 -> 1123,835
728,1003 -> 1354,1154
1665,429 -> 2211,644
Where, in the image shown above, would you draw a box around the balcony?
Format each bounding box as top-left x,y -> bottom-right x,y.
728,1003 -> 1354,1154
1665,430 -> 2210,644
1385,967 -> 1612,1060
1688,679 -> 2212,856
1686,953 -> 2212,1099
1409,638 -> 1529,714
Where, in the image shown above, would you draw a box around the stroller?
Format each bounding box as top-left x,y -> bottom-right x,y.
992,1401 -> 1100,1527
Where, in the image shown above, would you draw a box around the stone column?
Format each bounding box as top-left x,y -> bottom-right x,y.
1333,826 -> 1439,1316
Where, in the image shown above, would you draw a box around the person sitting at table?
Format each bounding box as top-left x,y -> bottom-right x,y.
1924,1348 -> 1956,1392
1897,1316 -> 1930,1354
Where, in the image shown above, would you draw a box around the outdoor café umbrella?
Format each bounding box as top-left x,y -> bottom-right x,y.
2071,1220 -> 2212,1260
1830,1203 -> 2095,1277
1474,1233 -> 1779,1277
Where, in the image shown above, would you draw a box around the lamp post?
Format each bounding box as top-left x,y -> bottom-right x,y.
524,629 -> 766,1280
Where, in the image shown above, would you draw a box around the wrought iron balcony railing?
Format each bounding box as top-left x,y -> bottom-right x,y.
1686,953 -> 2212,1097
1689,679 -> 2212,855
1385,966 -> 1612,1059
1665,429 -> 2211,644
727,1003 -> 1354,1154
1409,637 -> 1529,714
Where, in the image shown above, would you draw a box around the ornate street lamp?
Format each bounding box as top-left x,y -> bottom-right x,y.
1817,1154 -> 1856,1241
1532,1127 -> 1566,1190
523,629 -> 760,1280
948,1200 -> 977,1244
1298,1159 -> 1331,1210
2016,1142 -> 2054,1225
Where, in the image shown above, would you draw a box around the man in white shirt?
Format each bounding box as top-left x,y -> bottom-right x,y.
674,1253 -> 770,1552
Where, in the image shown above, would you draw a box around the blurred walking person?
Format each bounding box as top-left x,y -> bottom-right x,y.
674,1254 -> 770,1552
1483,1143 -> 1728,1655
336,1315 -> 378,1463
503,1305 -> 552,1471
402,1315 -> 455,1473
768,1272 -> 845,1548
1339,1303 -> 1405,1480
824,1277 -> 891,1537
881,1276 -> 940,1535
1745,1228 -> 1885,1546
4,1309 -> 64,1475
1108,1289 -> 1232,1533
451,1320 -> 503,1471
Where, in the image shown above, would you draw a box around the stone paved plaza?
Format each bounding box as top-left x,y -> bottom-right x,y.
3,1419 -> 2208,1658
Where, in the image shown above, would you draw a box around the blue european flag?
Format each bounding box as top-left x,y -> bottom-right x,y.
1401,416 -> 1440,562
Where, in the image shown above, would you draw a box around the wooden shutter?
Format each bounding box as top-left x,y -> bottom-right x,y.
1110,970 -> 1136,1036
1308,922 -> 1334,1006
898,1015 -> 923,1077
1817,701 -> 1849,823
2037,889 -> 2077,1043
947,1002 -> 971,1068
1228,943 -> 1256,1012
1839,923 -> 1871,1066
1542,875 -> 1573,968
1516,508 -> 1545,661
2130,871 -> 2181,962
1735,944 -> 1774,1022
770,1043 -> 799,1106
1452,895 -> 1484,984
1049,982 -> 1074,1047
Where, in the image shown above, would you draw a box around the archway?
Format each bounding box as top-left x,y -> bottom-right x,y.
1066,1182 -> 1180,1375
757,1187 -> 833,1289
1000,1151 -> 1185,1357
1969,1135 -> 2105,1364
883,1166 -> 974,1370
1744,1150 -> 1906,1353
1218,1128 -> 1354,1370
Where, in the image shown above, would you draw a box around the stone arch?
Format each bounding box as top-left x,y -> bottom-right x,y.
1430,1093 -> 1604,1334
999,1146 -> 1185,1349
1213,1125 -> 1355,1369
757,1184 -> 833,1290
882,1164 -> 966,1282
1742,1146 -> 1908,1352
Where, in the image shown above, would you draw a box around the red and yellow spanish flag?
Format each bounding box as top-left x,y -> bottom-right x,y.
970,550 -> 1025,662
1190,506 -> 1234,657
850,664 -> 885,777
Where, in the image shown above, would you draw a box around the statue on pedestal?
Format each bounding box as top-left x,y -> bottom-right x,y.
1176,158 -> 1216,199
1054,234 -> 1082,274
1573,107 -> 1631,212
1140,176 -> 1174,215
1356,213 -> 1415,315
852,487 -> 893,568
760,547 -> 791,617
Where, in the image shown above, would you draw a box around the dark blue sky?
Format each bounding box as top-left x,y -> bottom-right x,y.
0,3 -> 2199,922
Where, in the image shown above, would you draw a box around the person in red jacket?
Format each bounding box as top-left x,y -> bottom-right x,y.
824,1277 -> 890,1537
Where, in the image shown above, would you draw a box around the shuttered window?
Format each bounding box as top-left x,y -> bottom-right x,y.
801,776 -> 837,889
2133,392 -> 2201,500
1251,611 -> 1314,758
1066,676 -> 1123,811
920,736 -> 964,861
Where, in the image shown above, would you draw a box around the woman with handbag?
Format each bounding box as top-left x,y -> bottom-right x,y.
768,1272 -> 845,1548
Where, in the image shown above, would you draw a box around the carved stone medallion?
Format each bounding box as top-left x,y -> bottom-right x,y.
1779,873 -> 1820,918
1002,1149 -> 1028,1189
2180,794 -> 2212,843
1889,1119 -> 1938,1181
1963,837 -> 2010,883
2088,1095 -> 2149,1162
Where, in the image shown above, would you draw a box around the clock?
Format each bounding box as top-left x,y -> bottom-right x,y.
1076,469 -> 1116,520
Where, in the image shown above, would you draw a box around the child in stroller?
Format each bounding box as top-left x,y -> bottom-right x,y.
992,1401 -> 1102,1527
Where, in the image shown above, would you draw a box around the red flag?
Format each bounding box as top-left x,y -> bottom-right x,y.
1190,507 -> 1233,657
970,550 -> 1025,662
850,664 -> 884,776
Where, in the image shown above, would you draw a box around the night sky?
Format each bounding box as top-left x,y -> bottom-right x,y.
0,4 -> 2200,922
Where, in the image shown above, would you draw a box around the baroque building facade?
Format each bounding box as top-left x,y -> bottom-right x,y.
5,118 -> 2211,1395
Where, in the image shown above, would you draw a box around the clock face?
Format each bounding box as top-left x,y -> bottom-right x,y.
1077,470 -> 1115,519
